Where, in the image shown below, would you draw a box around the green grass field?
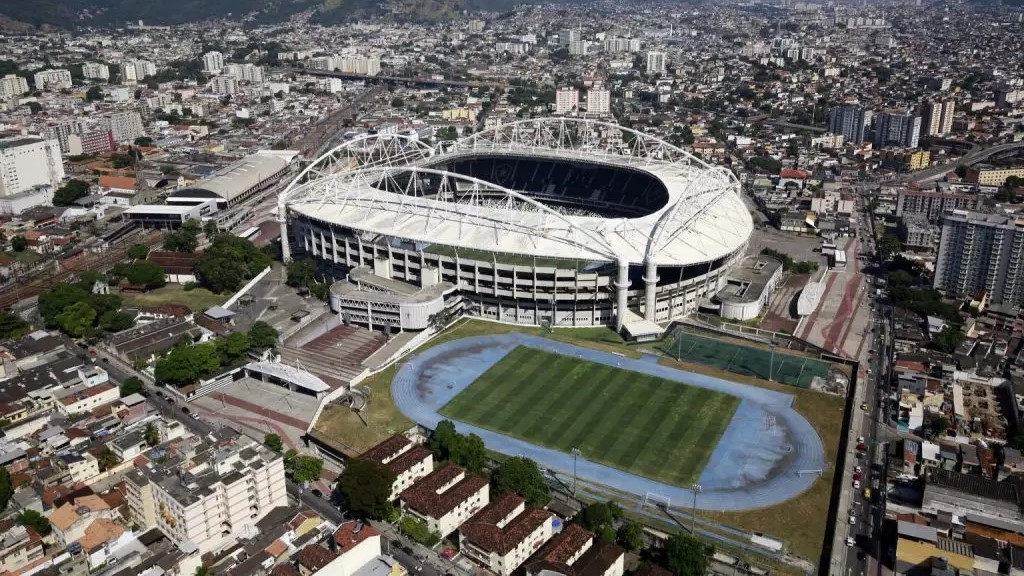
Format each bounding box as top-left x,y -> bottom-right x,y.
440,346 -> 741,487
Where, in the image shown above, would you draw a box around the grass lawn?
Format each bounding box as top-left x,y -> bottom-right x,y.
313,364 -> 413,455
117,284 -> 227,312
440,346 -> 740,487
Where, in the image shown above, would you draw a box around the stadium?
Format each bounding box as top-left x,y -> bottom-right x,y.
279,118 -> 753,336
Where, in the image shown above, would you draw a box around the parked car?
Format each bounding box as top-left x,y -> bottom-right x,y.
311,489 -> 323,498
182,407 -> 191,415
846,536 -> 856,547
849,515 -> 856,524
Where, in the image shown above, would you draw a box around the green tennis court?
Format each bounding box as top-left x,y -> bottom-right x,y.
660,331 -> 831,389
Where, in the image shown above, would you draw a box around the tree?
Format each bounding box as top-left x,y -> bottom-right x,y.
0,467 -> 11,512
0,312 -> 29,340
391,97 -> 404,107
97,447 -> 120,471
124,261 -> 166,289
203,219 -> 219,238
248,321 -> 279,350
134,136 -> 153,146
580,502 -> 614,532
10,235 -> 27,252
127,244 -> 150,260
155,343 -> 221,386
336,458 -> 397,520
16,509 -> 51,536
491,456 -> 549,507
878,235 -> 902,259
264,433 -> 284,453
215,332 -> 250,365
290,455 -> 324,483
932,326 -> 966,354
286,259 -> 316,287
196,567 -> 213,576
930,416 -> 950,437
120,376 -> 145,397
100,310 -> 134,332
85,85 -> 104,102
145,423 -> 160,447
56,301 -> 97,338
53,179 -> 91,206
27,101 -> 42,114
196,234 -> 272,293
164,221 -> 200,253
662,533 -> 713,576
617,522 -> 645,552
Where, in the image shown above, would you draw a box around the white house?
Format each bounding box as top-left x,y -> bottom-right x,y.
361,435 -> 433,501
459,493 -> 555,576
400,463 -> 489,537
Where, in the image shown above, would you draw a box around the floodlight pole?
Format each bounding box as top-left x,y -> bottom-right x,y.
769,340 -> 777,382
571,447 -> 581,496
691,484 -> 702,534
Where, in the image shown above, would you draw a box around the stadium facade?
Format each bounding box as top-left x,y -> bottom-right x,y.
279,119 -> 753,336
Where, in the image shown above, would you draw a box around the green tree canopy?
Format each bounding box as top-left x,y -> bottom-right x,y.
155,342 -> 221,386
120,376 -> 145,397
53,179 -> 91,206
289,455 -> 324,483
662,533 -> 713,576
491,456 -> 549,507
286,259 -> 316,287
97,447 -> 120,471
145,423 -> 160,446
10,235 -> 27,252
617,522 -> 645,552
16,509 -> 51,536
264,433 -> 284,453
56,301 -> 97,338
195,234 -> 272,293
164,220 -> 200,253
878,234 -> 903,259
85,85 -> 104,102
100,310 -> 134,332
0,312 -> 29,340
427,420 -> 487,473
123,261 -> 167,289
38,282 -> 122,335
215,332 -> 250,365
248,321 -> 279,350
127,244 -> 150,260
0,467 -> 11,512
336,458 -> 398,520
134,136 -> 154,146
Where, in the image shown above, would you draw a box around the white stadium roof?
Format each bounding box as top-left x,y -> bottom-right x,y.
282,118 -> 752,267
183,152 -> 289,202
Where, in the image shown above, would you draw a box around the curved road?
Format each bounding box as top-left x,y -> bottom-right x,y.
902,140 -> 1024,184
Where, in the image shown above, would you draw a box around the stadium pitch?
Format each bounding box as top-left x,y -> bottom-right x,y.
440,346 -> 740,487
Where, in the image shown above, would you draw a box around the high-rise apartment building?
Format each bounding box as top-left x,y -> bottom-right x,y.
0,74 -> 29,98
223,63 -> 265,83
119,60 -> 156,83
33,69 -> 73,91
827,105 -> 873,144
934,209 -> 1024,305
103,111 -> 145,144
209,75 -> 239,95
202,51 -> 225,74
922,99 -> 955,136
560,29 -> 581,46
646,51 -> 666,74
587,86 -> 611,115
874,111 -> 921,149
555,87 -> 579,115
603,37 -> 641,53
896,189 -> 982,222
81,62 -> 110,81
124,434 -> 287,555
0,136 -> 65,197
43,121 -> 79,154
569,40 -> 592,56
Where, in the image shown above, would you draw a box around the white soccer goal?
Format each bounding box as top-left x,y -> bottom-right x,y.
642,492 -> 672,510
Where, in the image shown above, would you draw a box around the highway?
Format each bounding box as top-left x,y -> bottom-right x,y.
280,67 -> 506,90
899,140 -> 1024,184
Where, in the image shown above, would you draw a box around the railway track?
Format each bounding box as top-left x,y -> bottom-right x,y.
0,230 -> 165,310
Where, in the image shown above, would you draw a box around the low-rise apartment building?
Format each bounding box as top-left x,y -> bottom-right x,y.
360,435 -> 433,500
459,493 -> 556,576
400,463 -> 489,537
527,524 -> 626,576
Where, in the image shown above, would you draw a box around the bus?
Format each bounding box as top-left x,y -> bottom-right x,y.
236,226 -> 260,240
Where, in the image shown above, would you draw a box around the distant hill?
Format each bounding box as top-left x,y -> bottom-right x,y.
0,0 -> 525,29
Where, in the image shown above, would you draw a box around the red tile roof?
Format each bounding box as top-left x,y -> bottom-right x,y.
98,175 -> 136,190
780,169 -> 809,179
461,495 -> 552,555
401,463 -> 488,519
296,544 -> 337,571
333,520 -> 381,555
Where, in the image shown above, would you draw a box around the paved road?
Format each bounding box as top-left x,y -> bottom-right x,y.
899,140 -> 1024,184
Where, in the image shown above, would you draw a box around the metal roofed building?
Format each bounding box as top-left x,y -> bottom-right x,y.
168,151 -> 295,209
280,119 -> 752,333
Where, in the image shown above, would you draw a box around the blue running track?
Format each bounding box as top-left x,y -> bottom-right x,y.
392,334 -> 827,512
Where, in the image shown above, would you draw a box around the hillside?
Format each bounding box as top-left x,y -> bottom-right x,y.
0,0 -> 523,29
